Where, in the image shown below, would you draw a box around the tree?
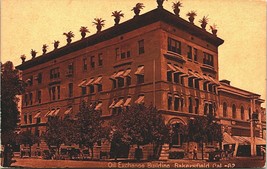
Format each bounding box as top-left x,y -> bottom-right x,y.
110,104 -> 169,160
43,116 -> 64,155
187,113 -> 223,160
74,101 -> 103,159
1,61 -> 25,166
17,129 -> 40,157
61,115 -> 77,146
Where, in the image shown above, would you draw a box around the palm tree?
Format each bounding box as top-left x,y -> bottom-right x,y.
199,16 -> 209,30
172,1 -> 182,16
157,0 -> 167,8
92,18 -> 105,33
20,54 -> 26,63
80,26 -> 90,39
210,24 -> 217,36
111,11 -> 124,26
186,10 -> 197,24
132,3 -> 145,17
63,31 -> 75,44
42,44 -> 48,54
31,49 -> 37,59
53,40 -> 60,50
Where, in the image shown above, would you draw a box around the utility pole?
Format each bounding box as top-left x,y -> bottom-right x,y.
250,96 -> 257,156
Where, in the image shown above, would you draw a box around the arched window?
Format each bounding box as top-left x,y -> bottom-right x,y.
223,102 -> 227,117
241,106 -> 244,120
232,104 -> 236,119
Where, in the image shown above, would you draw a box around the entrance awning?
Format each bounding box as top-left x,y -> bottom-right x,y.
64,107 -> 72,115
34,112 -> 41,119
232,136 -> 251,145
86,78 -> 94,86
95,102 -> 103,110
78,79 -> 87,87
255,137 -> 266,145
134,66 -> 144,75
223,132 -> 236,144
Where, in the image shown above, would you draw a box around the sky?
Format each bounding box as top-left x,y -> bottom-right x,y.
1,0 -> 266,107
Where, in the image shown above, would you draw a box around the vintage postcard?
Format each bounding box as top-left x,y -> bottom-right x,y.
1,0 -> 266,168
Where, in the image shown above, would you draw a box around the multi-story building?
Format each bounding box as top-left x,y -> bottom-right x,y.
16,5 -> 265,159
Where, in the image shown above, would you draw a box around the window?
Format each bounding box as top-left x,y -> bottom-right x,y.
209,103 -> 213,115
127,51 -> 131,58
57,86 -> 60,99
194,48 -> 198,61
188,78 -> 193,88
29,93 -> 33,105
68,83 -> 73,97
24,114 -> 27,124
138,40 -> 145,54
126,76 -> 131,86
82,86 -> 87,95
36,117 -> 41,124
37,90 -> 41,104
208,84 -> 213,92
167,71 -> 172,82
195,98 -> 199,114
97,84 -> 102,92
83,58 -> 87,71
118,78 -> 124,88
168,37 -> 181,54
121,52 -> 126,59
68,63 -> 74,75
98,53 -> 103,66
89,85 -> 94,94
52,87 -> 56,100
37,73 -> 42,84
241,106 -> 244,120
195,80 -> 199,89
203,52 -> 214,67
223,102 -> 227,117
50,85 -> 60,101
24,94 -> 28,106
204,103 -> 208,115
135,66 -> 144,84
90,56 -> 95,68
232,104 -> 236,118
29,114 -> 32,124
180,98 -> 184,110
137,75 -> 144,84
174,96 -> 179,111
188,97 -> 193,113
115,48 -> 120,60
174,73 -> 179,83
187,45 -> 192,59
168,95 -> 172,110
50,68 -> 60,79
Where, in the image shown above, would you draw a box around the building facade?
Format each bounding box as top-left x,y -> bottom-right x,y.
16,6 -> 265,159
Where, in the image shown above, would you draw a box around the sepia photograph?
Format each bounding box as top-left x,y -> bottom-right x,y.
1,0 -> 266,168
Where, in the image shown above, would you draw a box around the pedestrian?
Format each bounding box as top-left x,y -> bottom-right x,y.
261,146 -> 265,160
193,146 -> 198,160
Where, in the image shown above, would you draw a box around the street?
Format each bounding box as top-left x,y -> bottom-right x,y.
11,157 -> 266,168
